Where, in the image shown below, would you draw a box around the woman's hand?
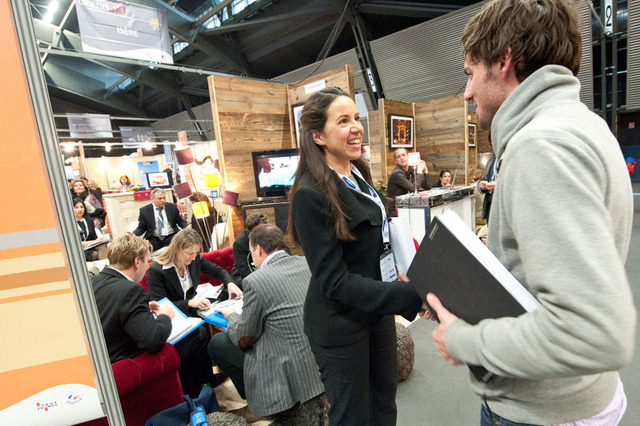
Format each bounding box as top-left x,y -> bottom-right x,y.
188,297 -> 211,309
227,282 -> 243,300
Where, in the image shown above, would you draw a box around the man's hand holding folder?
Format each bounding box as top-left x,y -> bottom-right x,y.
426,293 -> 462,366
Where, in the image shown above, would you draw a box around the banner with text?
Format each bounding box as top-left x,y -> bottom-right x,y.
76,0 -> 173,63
67,113 -> 113,138
120,126 -> 156,148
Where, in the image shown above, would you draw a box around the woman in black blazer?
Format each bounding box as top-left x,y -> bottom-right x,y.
146,228 -> 242,396
73,198 -> 107,261
147,228 -> 242,317
289,87 -> 427,425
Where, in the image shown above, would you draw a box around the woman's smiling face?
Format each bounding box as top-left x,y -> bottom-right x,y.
311,95 -> 363,171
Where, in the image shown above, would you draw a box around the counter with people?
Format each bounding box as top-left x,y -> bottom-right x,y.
396,185 -> 475,244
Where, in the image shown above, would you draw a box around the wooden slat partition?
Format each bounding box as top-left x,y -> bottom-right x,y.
208,66 -> 355,239
369,98 -> 414,184
208,75 -> 292,239
415,94 -> 469,185
286,65 -> 355,146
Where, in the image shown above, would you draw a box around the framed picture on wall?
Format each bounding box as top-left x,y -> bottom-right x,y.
389,115 -> 414,148
468,123 -> 477,147
292,103 -> 304,147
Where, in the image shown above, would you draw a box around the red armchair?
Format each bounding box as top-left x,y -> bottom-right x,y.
200,246 -> 234,284
76,343 -> 183,426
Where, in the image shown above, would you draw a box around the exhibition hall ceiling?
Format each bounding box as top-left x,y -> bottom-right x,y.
30,0 -> 483,121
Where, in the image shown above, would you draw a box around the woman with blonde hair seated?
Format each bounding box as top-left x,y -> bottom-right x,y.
147,228 -> 242,317
146,228 -> 241,396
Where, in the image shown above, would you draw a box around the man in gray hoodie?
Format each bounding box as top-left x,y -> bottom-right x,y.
426,1 -> 636,425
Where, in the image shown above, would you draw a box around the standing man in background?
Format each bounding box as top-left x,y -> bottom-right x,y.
133,188 -> 189,251
386,148 -> 431,216
426,1 -> 636,425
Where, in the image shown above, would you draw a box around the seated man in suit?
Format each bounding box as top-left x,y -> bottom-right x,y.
133,188 -> 189,251
208,224 -> 324,419
91,234 -> 175,363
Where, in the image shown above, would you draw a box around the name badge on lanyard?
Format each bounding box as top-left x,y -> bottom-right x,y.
335,165 -> 397,282
380,250 -> 398,282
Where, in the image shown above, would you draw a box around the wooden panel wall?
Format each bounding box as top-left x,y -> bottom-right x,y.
415,94 -> 469,185
369,98 -> 414,184
466,111 -> 491,181
208,66 -> 355,239
208,76 -> 291,239
286,66 -> 354,147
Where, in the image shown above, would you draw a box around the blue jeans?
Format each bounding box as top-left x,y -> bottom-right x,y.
481,405 -> 541,426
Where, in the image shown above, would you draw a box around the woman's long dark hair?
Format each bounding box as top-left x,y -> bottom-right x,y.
288,87 -> 372,243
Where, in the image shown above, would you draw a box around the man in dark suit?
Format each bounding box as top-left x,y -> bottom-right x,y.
91,234 -> 175,363
133,188 -> 189,251
208,224 -> 324,419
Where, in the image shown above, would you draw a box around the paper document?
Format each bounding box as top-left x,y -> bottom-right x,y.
196,283 -> 223,300
157,297 -> 204,345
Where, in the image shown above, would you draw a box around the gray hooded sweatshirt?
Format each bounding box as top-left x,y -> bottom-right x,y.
446,65 -> 636,424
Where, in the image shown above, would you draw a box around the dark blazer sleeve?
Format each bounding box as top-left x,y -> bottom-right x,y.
292,177 -> 422,321
120,284 -> 172,354
387,168 -> 416,194
147,262 -> 191,315
133,204 -> 151,237
168,203 -> 188,230
85,218 -> 98,240
230,231 -> 250,284
417,172 -> 432,191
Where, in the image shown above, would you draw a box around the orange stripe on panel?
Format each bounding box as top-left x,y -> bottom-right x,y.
0,267 -> 69,291
0,356 -> 96,411
0,243 -> 61,260
0,3 -> 56,234
0,288 -> 72,305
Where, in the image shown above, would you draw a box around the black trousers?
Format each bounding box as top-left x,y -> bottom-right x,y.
310,315 -> 398,426
207,332 -> 246,399
174,325 -> 215,397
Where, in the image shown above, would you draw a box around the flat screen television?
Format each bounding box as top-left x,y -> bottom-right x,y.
146,171 -> 173,189
251,148 -> 299,199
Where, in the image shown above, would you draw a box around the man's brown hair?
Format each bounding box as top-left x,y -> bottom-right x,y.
107,234 -> 152,270
461,0 -> 582,81
249,223 -> 286,254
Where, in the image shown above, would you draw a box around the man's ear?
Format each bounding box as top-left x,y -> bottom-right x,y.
498,47 -> 517,79
311,130 -> 325,146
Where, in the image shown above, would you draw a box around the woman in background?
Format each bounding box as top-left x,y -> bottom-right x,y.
73,198 -> 107,261
118,175 -> 133,192
70,178 -> 104,228
288,87 -> 425,425
432,169 -> 452,187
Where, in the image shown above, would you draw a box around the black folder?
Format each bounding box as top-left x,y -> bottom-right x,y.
407,210 -> 539,382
